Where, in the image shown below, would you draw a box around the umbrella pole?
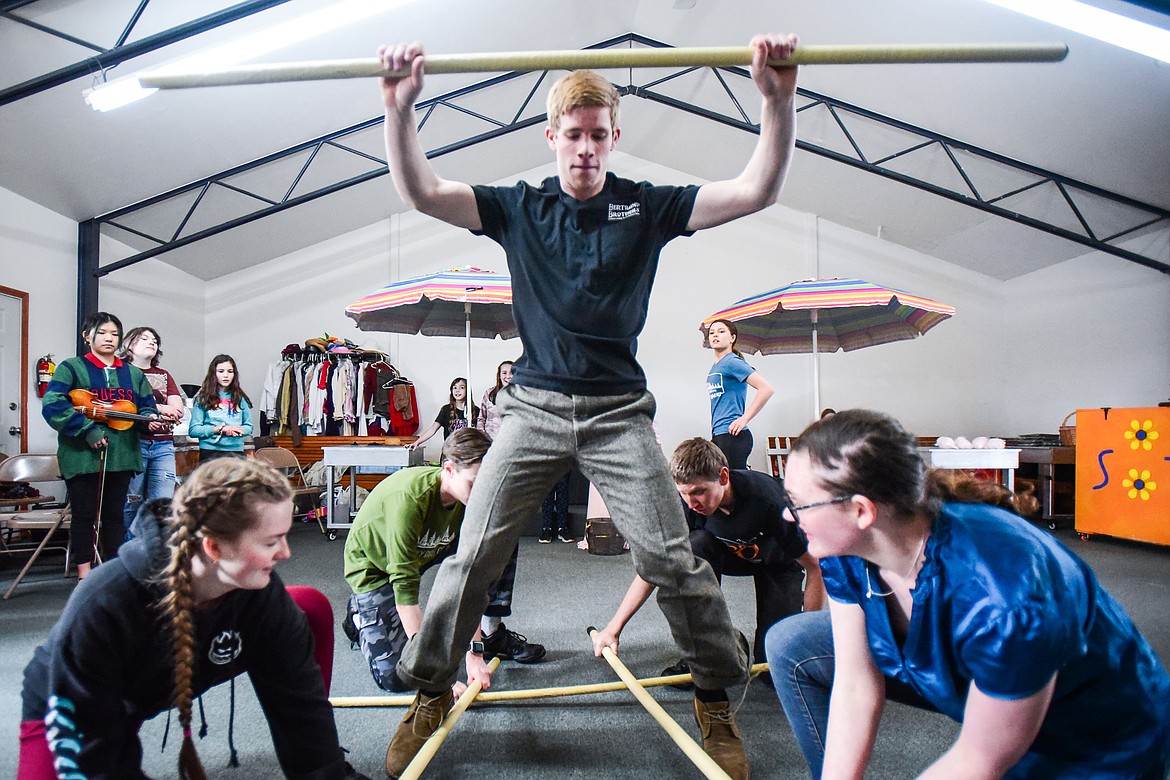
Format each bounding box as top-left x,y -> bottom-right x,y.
811,310 -> 821,421
465,301 -> 473,426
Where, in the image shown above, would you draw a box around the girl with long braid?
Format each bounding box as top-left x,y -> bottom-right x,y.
18,458 -> 370,780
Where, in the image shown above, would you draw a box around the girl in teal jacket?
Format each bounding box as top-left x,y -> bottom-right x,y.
189,353 -> 253,463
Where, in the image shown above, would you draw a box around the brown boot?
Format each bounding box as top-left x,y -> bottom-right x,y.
693,698 -> 750,780
384,689 -> 453,778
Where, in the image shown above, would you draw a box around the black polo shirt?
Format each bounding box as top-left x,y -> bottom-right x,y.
684,470 -> 809,570
472,173 -> 698,395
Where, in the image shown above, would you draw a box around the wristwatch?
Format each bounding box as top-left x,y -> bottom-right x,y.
468,640 -> 485,655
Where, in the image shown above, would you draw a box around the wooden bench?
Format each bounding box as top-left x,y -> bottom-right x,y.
766,436 -> 798,479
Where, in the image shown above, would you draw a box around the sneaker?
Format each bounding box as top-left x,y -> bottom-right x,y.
384,688 -> 453,778
341,609 -> 359,649
661,659 -> 694,691
482,623 -> 546,663
538,528 -> 553,544
557,529 -> 576,544
693,698 -> 750,780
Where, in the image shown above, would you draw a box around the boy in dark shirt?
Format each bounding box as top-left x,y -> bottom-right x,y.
378,34 -> 800,779
593,438 -> 824,682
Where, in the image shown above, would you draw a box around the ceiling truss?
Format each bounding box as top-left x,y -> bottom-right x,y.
85,34 -> 1170,282
0,0 -> 295,108
68,32 -> 1170,336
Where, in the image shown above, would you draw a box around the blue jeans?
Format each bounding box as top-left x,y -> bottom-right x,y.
124,439 -> 177,534
766,611 -> 836,778
397,384 -> 747,691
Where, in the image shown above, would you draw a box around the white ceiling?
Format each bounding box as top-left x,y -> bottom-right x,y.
2,0 -> 1168,282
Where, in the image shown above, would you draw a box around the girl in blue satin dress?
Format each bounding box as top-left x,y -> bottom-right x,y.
767,408 -> 1170,779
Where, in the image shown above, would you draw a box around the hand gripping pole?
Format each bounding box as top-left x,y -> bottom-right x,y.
588,627 -> 732,780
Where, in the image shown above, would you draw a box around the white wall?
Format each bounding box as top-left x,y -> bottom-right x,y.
7,157 -> 1170,469
99,233 -> 207,389
0,186 -> 78,453
203,153 -> 1170,469
0,187 -> 210,453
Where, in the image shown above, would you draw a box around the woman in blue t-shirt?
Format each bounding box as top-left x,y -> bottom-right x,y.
704,318 -> 773,469
767,409 -> 1170,779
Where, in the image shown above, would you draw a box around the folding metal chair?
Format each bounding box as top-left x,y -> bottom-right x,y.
254,446 -> 324,534
0,454 -> 72,600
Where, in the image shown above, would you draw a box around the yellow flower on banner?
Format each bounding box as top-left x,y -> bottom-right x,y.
1122,469 -> 1156,501
1124,419 -> 1159,451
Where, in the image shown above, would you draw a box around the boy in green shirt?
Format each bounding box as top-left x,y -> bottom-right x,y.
343,428 -> 544,692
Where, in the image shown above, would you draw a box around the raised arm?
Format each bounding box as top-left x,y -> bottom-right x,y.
688,33 -> 798,231
379,43 -> 481,230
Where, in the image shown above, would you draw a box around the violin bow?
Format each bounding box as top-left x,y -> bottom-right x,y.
93,447 -> 107,565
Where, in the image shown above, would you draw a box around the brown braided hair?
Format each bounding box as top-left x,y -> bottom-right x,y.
157,458 -> 290,779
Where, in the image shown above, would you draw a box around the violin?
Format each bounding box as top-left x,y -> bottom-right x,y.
68,389 -> 175,432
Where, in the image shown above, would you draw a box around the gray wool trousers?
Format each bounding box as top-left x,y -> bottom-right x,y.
396,383 -> 748,691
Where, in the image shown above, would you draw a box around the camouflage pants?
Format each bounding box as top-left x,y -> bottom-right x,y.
347,543 -> 519,691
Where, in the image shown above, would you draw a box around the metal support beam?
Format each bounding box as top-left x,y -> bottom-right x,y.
77,220 -> 100,356
88,32 -> 1170,285
0,0 -> 295,108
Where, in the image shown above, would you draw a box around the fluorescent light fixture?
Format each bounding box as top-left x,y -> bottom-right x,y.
84,77 -> 156,112
84,0 -> 410,111
984,0 -> 1170,64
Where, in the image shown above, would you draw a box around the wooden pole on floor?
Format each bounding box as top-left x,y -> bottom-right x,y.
139,43 -> 1068,89
330,662 -> 770,708
588,627 -> 732,780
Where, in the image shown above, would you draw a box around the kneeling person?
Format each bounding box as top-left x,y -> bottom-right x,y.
594,438 -> 824,674
343,428 -> 544,692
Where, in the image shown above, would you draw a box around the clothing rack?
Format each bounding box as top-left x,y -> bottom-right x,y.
281,349 -> 387,364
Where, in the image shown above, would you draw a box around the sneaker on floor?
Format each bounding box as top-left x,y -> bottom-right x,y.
384,688 -> 453,778
341,610 -> 359,649
482,623 -> 546,663
694,698 -> 750,780
538,528 -> 554,544
661,659 -> 694,691
557,529 -> 577,543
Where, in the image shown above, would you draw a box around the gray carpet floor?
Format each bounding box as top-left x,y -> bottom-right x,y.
2,520 -> 1167,779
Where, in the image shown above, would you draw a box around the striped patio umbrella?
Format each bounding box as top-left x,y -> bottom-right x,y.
700,277 -> 955,418
346,266 -> 516,419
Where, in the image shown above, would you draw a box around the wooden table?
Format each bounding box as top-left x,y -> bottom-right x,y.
321,445 -> 423,538
920,448 -> 1020,492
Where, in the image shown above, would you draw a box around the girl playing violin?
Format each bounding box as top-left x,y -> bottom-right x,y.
41,312 -> 170,580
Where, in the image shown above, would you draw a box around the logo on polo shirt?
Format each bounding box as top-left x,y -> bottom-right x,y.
608,202 -> 641,221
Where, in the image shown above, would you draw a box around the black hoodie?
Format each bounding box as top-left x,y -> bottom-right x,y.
21,500 -> 352,779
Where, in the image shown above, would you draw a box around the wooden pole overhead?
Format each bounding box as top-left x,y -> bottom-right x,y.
139,43 -> 1068,89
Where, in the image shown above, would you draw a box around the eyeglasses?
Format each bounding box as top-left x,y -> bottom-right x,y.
783,494 -> 853,523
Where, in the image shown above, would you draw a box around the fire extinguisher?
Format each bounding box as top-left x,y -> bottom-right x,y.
36,354 -> 55,398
